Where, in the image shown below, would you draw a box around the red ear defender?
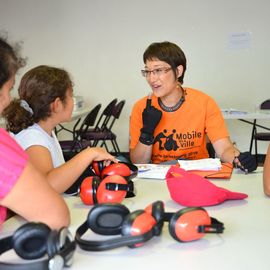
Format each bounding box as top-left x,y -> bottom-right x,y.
91,161 -> 137,199
167,207 -> 224,242
121,210 -> 157,248
79,175 -> 134,205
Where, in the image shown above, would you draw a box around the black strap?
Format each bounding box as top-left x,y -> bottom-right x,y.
75,221 -> 154,251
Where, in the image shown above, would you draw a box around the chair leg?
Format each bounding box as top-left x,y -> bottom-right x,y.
255,139 -> 258,165
100,141 -> 105,148
112,139 -> 121,154
249,120 -> 257,153
97,140 -> 109,152
93,140 -> 99,147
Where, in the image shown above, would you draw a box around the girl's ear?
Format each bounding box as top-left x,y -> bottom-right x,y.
176,65 -> 184,78
50,97 -> 62,113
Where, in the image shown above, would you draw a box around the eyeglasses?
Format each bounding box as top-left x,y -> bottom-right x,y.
141,67 -> 172,77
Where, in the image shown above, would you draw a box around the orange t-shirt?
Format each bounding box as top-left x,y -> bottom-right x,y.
129,87 -> 229,164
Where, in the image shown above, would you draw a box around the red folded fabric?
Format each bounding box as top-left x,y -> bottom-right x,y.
166,166 -> 248,207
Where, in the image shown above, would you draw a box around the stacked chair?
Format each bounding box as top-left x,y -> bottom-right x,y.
59,103 -> 102,159
81,99 -> 125,155
251,99 -> 270,164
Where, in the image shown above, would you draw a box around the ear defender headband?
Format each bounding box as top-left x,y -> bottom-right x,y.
79,174 -> 134,205
0,222 -> 76,270
75,202 -> 224,251
92,161 -> 138,180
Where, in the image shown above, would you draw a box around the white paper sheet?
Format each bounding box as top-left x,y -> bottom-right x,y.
178,158 -> 222,171
136,164 -> 171,179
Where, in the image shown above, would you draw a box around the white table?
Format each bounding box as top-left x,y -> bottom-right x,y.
222,110 -> 270,120
223,110 -> 270,152
1,167 -> 269,270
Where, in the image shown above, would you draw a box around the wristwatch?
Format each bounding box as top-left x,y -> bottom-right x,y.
139,132 -> 154,146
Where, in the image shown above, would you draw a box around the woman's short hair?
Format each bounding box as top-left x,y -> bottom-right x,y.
143,41 -> 187,84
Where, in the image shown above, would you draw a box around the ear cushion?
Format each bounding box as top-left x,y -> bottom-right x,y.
169,207 -> 211,242
122,210 -> 156,248
144,201 -> 165,235
87,203 -> 130,235
96,175 -> 128,204
80,176 -> 101,205
12,222 -> 51,260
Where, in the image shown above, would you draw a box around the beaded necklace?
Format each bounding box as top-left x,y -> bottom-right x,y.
158,88 -> 186,112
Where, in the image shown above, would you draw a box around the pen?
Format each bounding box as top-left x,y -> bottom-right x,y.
138,169 -> 151,173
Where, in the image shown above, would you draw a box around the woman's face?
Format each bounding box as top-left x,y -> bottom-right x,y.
144,59 -> 179,98
0,75 -> 15,114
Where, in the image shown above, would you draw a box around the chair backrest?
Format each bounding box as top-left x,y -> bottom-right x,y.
260,99 -> 270,110
107,100 -> 126,130
83,104 -> 102,127
113,100 -> 125,119
76,103 -> 102,139
93,98 -> 118,131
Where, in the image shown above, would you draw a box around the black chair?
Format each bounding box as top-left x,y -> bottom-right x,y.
81,98 -> 118,139
74,103 -> 102,141
83,100 -> 125,154
59,103 -> 102,155
252,99 -> 270,164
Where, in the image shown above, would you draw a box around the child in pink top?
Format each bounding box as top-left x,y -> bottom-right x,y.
0,128 -> 28,224
0,35 -> 70,229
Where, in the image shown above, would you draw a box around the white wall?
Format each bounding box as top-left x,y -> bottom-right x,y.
1,0 -> 270,153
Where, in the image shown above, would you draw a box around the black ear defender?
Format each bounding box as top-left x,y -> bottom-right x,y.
0,222 -> 76,270
75,202 -> 225,251
75,202 -> 159,251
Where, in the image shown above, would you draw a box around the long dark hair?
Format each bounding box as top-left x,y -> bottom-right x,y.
0,35 -> 26,88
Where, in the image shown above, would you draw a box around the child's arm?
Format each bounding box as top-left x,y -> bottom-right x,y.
26,145 -> 117,193
1,161 -> 70,229
263,144 -> 270,196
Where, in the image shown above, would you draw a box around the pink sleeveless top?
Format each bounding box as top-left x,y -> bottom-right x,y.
0,128 -> 28,225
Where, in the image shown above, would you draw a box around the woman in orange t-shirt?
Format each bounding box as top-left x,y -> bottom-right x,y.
129,41 -> 256,173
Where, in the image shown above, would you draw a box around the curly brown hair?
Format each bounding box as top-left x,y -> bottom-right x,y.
3,65 -> 73,134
